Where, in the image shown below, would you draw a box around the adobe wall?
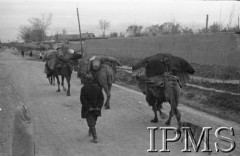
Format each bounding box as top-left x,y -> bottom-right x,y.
69,33 -> 240,67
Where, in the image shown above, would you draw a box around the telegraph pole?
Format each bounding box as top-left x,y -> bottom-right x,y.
238,17 -> 239,30
76,7 -> 83,52
206,14 -> 209,33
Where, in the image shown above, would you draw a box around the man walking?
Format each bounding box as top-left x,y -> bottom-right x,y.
80,74 -> 104,143
21,50 -> 24,58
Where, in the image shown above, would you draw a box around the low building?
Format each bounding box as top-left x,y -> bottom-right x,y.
46,33 -> 95,42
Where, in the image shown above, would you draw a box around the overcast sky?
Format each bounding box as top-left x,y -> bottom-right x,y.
0,0 -> 240,42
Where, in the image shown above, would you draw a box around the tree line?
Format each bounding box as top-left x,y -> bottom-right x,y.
19,15 -> 240,43
123,21 -> 240,37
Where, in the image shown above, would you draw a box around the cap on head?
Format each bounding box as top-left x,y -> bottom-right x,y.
85,73 -> 93,81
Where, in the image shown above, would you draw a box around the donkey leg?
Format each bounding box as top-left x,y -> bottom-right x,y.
157,104 -> 167,119
175,108 -> 181,128
156,98 -> 167,119
105,83 -> 112,109
61,76 -> 67,92
66,77 -> 71,96
52,76 -> 55,86
165,109 -> 173,126
146,93 -> 158,122
103,85 -> 110,109
48,77 -> 52,85
56,75 -> 60,92
151,103 -> 158,123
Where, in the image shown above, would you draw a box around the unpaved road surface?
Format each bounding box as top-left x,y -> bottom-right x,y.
0,49 -> 239,156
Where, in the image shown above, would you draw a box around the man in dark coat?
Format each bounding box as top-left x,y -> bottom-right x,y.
80,74 -> 104,143
21,50 -> 24,58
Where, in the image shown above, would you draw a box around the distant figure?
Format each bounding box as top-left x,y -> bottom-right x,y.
29,51 -> 32,57
80,74 -> 104,143
21,50 -> 24,58
12,106 -> 35,156
39,53 -> 43,59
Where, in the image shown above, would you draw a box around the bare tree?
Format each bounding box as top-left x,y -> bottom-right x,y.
19,13 -> 53,42
28,13 -> 53,31
99,19 -> 110,37
29,13 -> 53,41
19,25 -> 31,43
227,5 -> 235,30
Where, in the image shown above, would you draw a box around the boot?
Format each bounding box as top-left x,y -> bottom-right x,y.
90,126 -> 98,143
88,127 -> 92,137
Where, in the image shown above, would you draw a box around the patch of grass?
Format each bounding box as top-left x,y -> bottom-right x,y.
189,79 -> 240,93
185,92 -> 195,100
182,86 -> 240,113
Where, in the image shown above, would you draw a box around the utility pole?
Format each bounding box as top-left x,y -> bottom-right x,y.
238,17 -> 239,30
76,7 -> 83,52
206,14 -> 209,33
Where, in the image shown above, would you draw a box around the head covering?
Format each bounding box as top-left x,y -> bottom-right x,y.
12,106 -> 35,156
14,106 -> 31,124
85,73 -> 93,81
68,49 -> 75,54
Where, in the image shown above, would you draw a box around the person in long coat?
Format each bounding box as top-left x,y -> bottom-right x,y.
80,74 -> 104,143
21,50 -> 24,57
12,106 -> 35,156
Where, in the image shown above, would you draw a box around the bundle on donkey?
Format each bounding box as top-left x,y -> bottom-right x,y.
132,53 -> 195,127
43,45 -> 83,96
77,55 -> 121,109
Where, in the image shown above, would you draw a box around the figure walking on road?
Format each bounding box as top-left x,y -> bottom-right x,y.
21,50 -> 24,58
80,74 -> 104,143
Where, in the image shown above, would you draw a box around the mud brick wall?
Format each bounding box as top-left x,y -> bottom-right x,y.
69,33 -> 240,67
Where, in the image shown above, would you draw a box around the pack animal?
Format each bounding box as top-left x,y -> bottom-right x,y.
77,57 -> 117,109
132,53 -> 195,125
136,73 -> 181,126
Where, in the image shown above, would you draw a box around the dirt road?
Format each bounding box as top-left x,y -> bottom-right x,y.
0,49 -> 239,156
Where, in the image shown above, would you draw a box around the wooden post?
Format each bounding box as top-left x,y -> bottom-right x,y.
76,7 -> 83,52
206,14 -> 209,33
238,17 -> 239,30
